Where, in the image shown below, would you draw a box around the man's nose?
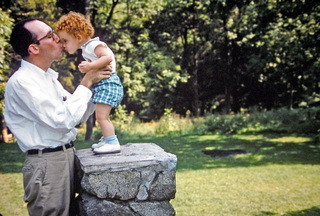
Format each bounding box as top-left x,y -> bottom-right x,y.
53,33 -> 61,43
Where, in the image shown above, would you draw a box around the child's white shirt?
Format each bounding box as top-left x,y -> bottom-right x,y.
81,37 -> 116,74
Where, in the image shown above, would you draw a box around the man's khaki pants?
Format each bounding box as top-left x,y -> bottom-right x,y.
22,147 -> 75,216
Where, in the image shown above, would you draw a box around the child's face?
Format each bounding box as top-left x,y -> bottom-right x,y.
57,31 -> 81,54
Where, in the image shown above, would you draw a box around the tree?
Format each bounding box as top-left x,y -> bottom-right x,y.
0,8 -> 14,142
246,0 -> 320,109
0,9 -> 14,81
3,0 -> 319,123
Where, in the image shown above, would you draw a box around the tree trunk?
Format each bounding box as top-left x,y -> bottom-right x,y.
222,17 -> 231,114
85,114 -> 94,141
106,0 -> 119,25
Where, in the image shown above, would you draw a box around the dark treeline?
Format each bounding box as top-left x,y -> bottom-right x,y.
0,0 -> 319,120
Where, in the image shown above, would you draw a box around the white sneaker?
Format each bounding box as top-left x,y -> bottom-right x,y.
91,137 -> 106,149
93,143 -> 121,154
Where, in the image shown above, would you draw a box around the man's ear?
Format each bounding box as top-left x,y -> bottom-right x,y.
28,44 -> 40,55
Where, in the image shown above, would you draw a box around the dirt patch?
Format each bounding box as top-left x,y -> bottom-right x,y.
202,149 -> 247,158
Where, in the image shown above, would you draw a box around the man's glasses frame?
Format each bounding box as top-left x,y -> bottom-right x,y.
33,30 -> 59,45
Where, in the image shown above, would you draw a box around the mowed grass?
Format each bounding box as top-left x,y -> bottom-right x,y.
173,165 -> 320,216
1,133 -> 320,216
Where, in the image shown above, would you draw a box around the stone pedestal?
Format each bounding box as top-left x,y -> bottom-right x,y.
75,143 -> 177,216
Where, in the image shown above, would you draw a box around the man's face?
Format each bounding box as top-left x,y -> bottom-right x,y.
25,20 -> 64,61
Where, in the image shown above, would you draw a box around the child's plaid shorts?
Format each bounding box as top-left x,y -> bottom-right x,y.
92,74 -> 123,108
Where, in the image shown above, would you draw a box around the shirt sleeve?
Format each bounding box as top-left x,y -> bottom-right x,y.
86,41 -> 116,73
82,40 -> 108,62
10,78 -> 93,133
88,41 -> 107,55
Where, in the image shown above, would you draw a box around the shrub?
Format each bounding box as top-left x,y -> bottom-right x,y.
155,108 -> 196,135
77,107 -> 320,140
205,115 -> 240,134
202,107 -> 320,135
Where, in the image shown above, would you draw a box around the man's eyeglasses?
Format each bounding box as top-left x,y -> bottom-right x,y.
33,30 -> 60,45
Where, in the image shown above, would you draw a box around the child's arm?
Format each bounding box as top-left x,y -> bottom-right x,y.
78,45 -> 113,73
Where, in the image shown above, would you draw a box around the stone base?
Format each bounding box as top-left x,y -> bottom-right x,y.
75,143 -> 177,216
78,193 -> 175,216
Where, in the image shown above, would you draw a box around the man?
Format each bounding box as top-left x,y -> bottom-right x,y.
4,18 -> 111,216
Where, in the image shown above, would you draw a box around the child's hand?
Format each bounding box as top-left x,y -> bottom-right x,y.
78,61 -> 91,73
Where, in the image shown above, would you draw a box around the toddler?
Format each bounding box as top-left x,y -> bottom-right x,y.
56,12 -> 123,154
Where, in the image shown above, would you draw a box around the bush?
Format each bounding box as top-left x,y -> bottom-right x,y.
202,107 -> 320,135
77,107 -> 320,140
92,104 -> 142,139
205,114 -> 248,134
154,108 -> 196,135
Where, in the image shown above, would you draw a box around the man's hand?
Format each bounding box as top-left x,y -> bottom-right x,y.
80,64 -> 112,89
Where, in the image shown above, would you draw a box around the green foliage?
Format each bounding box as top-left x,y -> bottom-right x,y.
91,104 -> 140,140
156,108 -> 178,134
8,0 -> 62,25
0,9 -> 14,80
0,9 -> 14,117
205,114 -> 248,134
111,104 -> 136,131
136,33 -> 189,117
147,0 -> 320,114
86,107 -> 320,141
255,1 -> 320,109
203,107 -> 320,135
87,107 -> 197,139
2,0 -> 320,120
0,83 -> 6,118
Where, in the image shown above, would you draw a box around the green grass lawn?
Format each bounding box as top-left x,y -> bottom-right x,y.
1,133 -> 320,216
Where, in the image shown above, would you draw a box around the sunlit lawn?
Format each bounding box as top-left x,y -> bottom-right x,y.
1,133 -> 320,215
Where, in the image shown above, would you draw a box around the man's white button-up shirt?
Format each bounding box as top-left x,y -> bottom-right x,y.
4,60 -> 95,152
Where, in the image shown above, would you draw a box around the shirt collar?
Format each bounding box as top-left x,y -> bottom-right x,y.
21,59 -> 59,80
81,37 -> 100,48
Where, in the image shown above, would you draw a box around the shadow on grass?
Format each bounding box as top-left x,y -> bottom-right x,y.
257,206 -> 320,216
1,133 -> 319,173
117,133 -> 320,171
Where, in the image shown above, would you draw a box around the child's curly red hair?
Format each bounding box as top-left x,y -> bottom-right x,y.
55,11 -> 94,38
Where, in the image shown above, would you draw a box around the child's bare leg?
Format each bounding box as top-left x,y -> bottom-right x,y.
95,103 -> 114,137
93,103 -> 120,154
